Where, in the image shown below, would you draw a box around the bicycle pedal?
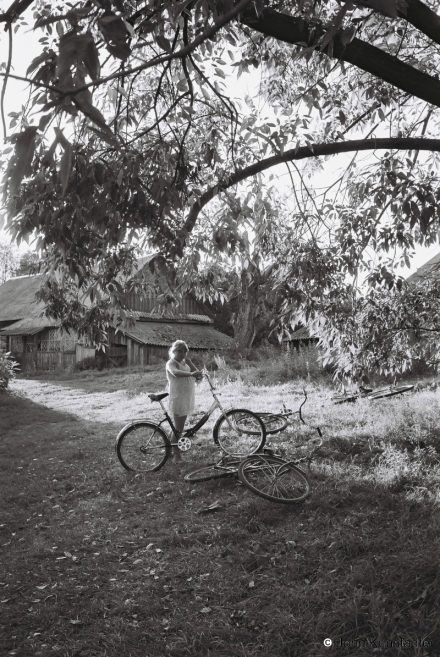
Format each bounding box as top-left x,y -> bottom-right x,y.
177,437 -> 192,451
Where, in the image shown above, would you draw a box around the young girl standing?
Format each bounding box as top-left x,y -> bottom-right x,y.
166,340 -> 202,461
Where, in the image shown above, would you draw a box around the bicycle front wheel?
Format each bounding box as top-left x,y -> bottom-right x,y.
213,409 -> 266,456
257,413 -> 288,434
116,421 -> 170,472
368,385 -> 414,400
238,454 -> 310,504
184,463 -> 238,482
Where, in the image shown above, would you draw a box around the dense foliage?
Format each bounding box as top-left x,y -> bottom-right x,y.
1,0 -> 440,376
0,351 -> 20,389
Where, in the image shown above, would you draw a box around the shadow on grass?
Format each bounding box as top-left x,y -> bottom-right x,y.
0,388 -> 77,433
1,389 -> 440,657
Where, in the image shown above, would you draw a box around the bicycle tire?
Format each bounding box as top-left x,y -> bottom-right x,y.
368,385 -> 414,400
238,454 -> 310,504
116,421 -> 171,472
257,413 -> 288,434
332,393 -> 359,404
184,463 -> 238,482
213,409 -> 266,456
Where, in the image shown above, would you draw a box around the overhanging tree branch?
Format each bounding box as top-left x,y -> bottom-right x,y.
0,0 -> 34,24
241,9 -> 440,109
344,0 -> 440,47
47,0 -> 253,98
177,137 -> 440,253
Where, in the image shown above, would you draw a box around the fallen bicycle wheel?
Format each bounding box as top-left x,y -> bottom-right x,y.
332,393 -> 359,404
184,462 -> 238,482
256,413 -> 288,434
238,454 -> 310,504
368,384 -> 414,400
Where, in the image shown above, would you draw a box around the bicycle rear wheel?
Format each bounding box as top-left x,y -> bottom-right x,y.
116,421 -> 170,472
238,454 -> 310,504
184,463 -> 238,482
213,409 -> 266,456
257,413 -> 288,434
368,385 -> 414,400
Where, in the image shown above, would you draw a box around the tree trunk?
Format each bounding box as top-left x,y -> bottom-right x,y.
232,266 -> 261,353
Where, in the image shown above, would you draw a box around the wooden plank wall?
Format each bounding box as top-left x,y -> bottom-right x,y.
20,351 -> 76,371
125,341 -> 208,367
111,331 -> 128,345
125,293 -> 206,315
76,344 -> 96,362
125,340 -> 168,366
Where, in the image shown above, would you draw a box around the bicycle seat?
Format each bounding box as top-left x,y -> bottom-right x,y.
148,392 -> 169,402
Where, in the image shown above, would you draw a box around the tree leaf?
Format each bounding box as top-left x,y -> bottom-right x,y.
60,142 -> 73,196
94,162 -> 104,185
156,35 -> 172,53
104,42 -> 131,62
38,114 -> 53,131
26,50 -> 55,76
340,25 -> 356,46
83,36 -> 101,81
87,125 -> 120,148
98,14 -> 128,42
7,126 -> 38,197
34,15 -> 66,29
41,137 -> 58,167
57,32 -> 98,82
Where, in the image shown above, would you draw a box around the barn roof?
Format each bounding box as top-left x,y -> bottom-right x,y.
130,311 -> 212,323
0,316 -> 59,335
405,251 -> 440,283
284,326 -> 318,342
0,262 -> 215,340
122,321 -> 233,350
0,275 -> 47,322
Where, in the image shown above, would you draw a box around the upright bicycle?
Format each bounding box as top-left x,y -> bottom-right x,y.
115,371 -> 266,472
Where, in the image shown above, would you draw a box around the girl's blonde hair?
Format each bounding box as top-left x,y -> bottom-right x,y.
169,340 -> 189,358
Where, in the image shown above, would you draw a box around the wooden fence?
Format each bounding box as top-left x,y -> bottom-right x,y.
19,351 -> 76,371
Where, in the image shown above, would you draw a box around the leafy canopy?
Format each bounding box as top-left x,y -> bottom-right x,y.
1,0 -> 440,375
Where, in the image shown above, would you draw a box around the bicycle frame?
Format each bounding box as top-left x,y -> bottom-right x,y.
263,390 -> 307,425
153,371 -> 235,441
285,389 -> 307,425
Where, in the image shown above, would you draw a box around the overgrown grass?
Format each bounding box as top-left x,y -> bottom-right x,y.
1,372 -> 440,657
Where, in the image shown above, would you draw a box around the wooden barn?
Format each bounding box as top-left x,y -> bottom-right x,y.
283,326 -> 319,350
0,257 -> 233,371
0,275 -> 80,370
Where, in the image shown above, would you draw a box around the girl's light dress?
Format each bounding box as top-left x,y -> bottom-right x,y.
166,359 -> 195,417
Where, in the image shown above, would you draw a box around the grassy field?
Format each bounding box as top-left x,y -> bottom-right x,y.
2,366 -> 440,657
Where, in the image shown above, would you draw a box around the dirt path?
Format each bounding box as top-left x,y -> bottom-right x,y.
10,378 -> 159,424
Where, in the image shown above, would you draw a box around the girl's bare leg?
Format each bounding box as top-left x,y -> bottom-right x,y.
171,415 -> 187,461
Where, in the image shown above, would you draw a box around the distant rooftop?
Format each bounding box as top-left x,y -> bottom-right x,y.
405,251 -> 440,283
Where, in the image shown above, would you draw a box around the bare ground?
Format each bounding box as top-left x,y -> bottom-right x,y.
10,378 -> 155,424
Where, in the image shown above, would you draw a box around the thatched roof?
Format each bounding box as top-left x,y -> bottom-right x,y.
0,275 -> 47,323
123,321 -> 233,350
